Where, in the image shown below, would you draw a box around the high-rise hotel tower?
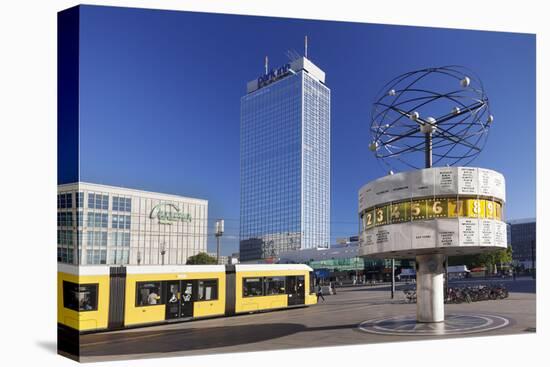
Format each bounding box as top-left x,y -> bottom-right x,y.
240,57 -> 330,262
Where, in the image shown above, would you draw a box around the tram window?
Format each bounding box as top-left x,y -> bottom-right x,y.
243,278 -> 264,297
264,277 -> 285,295
63,281 -> 98,312
136,282 -> 163,306
309,271 -> 315,294
198,279 -> 218,301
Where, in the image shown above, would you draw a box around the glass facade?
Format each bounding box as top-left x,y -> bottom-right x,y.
509,219 -> 536,266
302,73 -> 330,249
240,60 -> 330,261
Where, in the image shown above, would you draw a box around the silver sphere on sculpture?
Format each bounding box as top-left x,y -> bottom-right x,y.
420,117 -> 437,134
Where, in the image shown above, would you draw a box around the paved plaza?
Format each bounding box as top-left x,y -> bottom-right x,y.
78,278 -> 536,363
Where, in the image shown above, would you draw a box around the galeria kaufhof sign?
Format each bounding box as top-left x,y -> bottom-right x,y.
358,167 -> 507,258
150,203 -> 192,225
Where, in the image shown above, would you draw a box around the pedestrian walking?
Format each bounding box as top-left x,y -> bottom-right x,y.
316,284 -> 325,302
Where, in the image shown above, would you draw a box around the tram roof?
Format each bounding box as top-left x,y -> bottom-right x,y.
58,263 -> 312,276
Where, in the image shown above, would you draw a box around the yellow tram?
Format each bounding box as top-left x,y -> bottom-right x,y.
58,263 -> 316,333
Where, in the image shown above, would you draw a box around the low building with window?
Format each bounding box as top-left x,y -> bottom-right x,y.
277,237 -> 400,283
278,242 -> 364,281
57,182 -> 208,265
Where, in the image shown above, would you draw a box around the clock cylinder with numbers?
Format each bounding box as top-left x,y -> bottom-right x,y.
358,166 -> 506,259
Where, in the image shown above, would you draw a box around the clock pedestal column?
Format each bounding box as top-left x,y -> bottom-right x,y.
416,253 -> 445,323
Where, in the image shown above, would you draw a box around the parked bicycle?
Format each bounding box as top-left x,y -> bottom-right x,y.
403,284 -> 509,304
446,284 -> 509,304
403,287 -> 417,303
447,286 -> 471,303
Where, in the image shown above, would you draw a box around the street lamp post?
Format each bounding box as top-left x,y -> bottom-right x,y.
387,170 -> 396,299
391,258 -> 395,299
215,219 -> 224,264
445,256 -> 449,301
353,257 -> 360,285
160,242 -> 166,265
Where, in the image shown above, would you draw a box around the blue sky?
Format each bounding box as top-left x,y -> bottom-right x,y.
75,5 -> 536,255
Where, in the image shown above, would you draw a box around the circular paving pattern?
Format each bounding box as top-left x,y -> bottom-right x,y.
358,314 -> 510,336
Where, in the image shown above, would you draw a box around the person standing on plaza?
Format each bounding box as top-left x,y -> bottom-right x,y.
316,284 -> 325,302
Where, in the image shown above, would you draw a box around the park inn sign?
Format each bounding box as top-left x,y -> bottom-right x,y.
150,203 -> 192,225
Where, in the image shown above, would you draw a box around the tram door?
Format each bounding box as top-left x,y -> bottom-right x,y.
180,280 -> 195,317
165,280 -> 196,320
286,276 -> 305,306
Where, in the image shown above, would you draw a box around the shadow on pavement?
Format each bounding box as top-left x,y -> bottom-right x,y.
328,299 -> 408,306
80,322 -> 361,357
81,323 -> 307,356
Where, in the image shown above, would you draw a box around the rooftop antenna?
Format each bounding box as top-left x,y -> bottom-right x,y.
304,35 -> 308,58
264,55 -> 268,74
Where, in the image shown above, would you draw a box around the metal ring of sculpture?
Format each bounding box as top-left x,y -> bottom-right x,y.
370,66 -> 493,171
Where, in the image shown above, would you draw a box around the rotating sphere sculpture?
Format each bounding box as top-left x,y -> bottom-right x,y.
370,66 -> 493,171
